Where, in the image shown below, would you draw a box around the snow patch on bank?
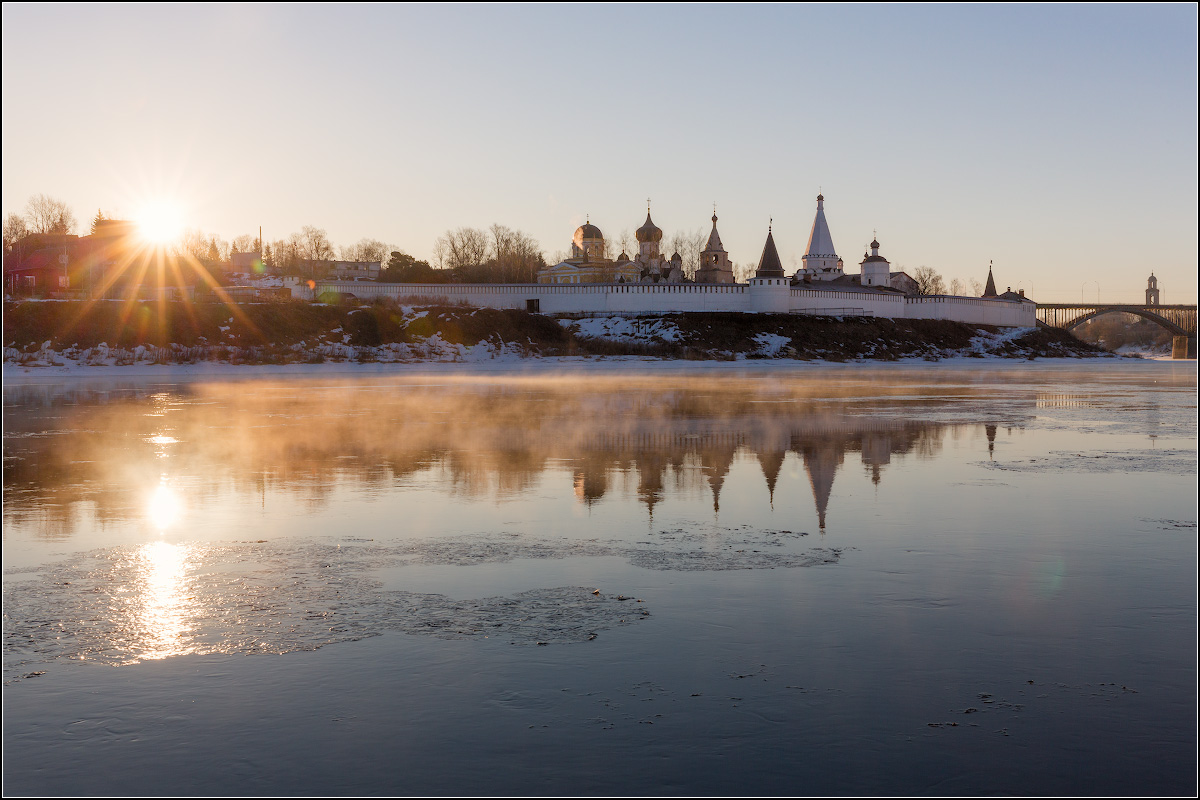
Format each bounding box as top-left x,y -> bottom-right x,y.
753,333 -> 793,357
563,316 -> 681,344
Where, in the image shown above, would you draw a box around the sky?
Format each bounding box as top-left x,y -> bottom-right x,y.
3,3 -> 1196,302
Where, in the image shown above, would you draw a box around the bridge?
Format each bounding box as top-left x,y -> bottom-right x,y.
1037,303 -> 1196,358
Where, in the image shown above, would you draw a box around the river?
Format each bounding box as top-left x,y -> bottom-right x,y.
3,360 -> 1195,795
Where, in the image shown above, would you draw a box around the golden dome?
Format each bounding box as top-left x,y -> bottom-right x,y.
635,212 -> 662,243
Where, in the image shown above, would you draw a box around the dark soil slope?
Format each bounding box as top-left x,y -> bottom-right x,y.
4,300 -> 1106,363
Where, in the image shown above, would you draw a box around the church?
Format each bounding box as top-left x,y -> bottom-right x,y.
538,204 -> 735,285
537,194 -> 920,292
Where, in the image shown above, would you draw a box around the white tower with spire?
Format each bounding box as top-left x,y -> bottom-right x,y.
799,193 -> 843,281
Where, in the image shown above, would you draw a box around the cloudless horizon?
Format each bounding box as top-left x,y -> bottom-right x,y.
3,3 -> 1196,302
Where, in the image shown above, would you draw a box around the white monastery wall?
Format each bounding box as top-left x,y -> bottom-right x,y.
311,281 -> 1036,327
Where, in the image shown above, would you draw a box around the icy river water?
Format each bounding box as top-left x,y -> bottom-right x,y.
3,360 -> 1196,796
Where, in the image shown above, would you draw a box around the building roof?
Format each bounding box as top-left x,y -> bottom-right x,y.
982,265 -> 998,297
703,213 -> 725,253
797,274 -> 902,294
635,212 -> 662,243
755,228 -> 785,278
804,194 -> 838,258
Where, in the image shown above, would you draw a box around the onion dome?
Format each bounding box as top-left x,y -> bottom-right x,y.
671,251 -> 682,262
870,238 -> 880,250
635,212 -> 662,243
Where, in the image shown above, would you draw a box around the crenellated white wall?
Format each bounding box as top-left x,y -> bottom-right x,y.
310,281 -> 1036,327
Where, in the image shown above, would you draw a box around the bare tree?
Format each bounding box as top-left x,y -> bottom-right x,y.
734,262 -> 756,283
912,266 -> 946,296
178,228 -> 212,261
435,227 -> 489,271
298,225 -> 335,262
948,277 -> 965,296
268,238 -> 296,271
341,238 -> 392,263
968,278 -> 984,297
667,229 -> 705,280
4,212 -> 29,249
25,194 -> 76,235
231,234 -> 259,254
431,237 -> 449,270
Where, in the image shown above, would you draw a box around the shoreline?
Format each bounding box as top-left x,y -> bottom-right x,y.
3,352 -> 1186,384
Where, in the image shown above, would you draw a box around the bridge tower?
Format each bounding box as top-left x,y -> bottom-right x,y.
1146,273 -> 1160,306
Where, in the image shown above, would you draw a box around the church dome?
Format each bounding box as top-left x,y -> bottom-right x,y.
572,223 -> 604,251
635,212 -> 662,243
574,223 -> 603,240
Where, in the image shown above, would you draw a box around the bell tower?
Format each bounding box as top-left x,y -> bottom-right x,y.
1146,273 -> 1160,305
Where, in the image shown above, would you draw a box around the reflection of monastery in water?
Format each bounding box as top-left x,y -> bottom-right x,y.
567,417 -> 946,529
4,380 -> 1026,538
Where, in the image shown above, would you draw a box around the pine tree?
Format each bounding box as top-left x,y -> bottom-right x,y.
91,209 -> 105,235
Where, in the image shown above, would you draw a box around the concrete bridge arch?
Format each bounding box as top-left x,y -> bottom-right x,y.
1062,307 -> 1189,337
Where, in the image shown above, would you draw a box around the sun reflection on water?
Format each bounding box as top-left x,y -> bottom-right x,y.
147,482 -> 183,531
134,540 -> 196,660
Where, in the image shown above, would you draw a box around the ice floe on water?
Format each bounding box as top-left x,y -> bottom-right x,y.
981,448 -> 1196,474
2,527 -> 844,678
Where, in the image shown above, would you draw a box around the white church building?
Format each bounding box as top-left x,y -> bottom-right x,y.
311,194 -> 1036,327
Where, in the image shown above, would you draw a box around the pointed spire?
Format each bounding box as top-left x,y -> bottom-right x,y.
983,260 -> 998,297
755,225 -> 784,278
803,444 -> 842,532
757,450 -> 786,508
704,205 -> 725,253
804,193 -> 837,258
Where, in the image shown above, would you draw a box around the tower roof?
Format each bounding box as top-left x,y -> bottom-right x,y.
635,212 -> 662,243
982,263 -> 998,297
755,227 -> 785,278
703,212 -> 725,253
804,194 -> 837,258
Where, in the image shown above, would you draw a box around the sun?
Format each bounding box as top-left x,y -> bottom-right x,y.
136,200 -> 184,245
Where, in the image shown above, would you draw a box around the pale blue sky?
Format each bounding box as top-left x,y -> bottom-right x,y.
3,3 -> 1195,301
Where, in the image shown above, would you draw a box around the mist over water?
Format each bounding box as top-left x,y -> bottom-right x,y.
3,362 -> 1196,795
